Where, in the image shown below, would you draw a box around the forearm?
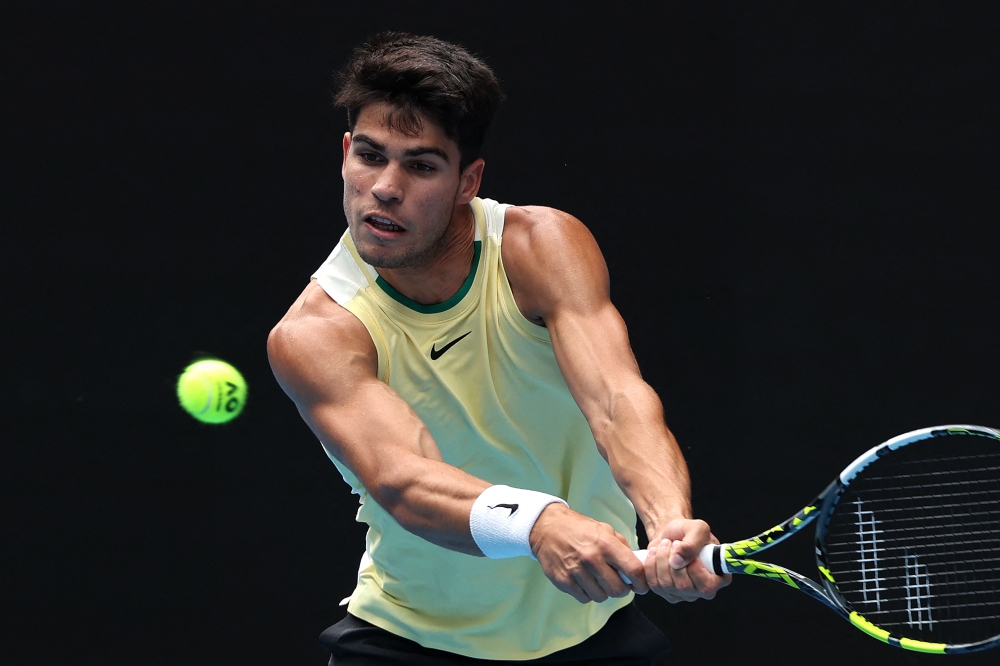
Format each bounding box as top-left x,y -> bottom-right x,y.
298,391 -> 556,559
377,454 -> 570,561
591,382 -> 693,536
295,390 -> 491,555
371,453 -> 491,555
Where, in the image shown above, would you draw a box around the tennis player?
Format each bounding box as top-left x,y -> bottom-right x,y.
269,32 -> 729,665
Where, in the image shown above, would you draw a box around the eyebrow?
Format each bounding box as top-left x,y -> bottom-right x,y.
352,133 -> 451,164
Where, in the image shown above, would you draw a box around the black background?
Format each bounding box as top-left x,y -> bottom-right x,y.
5,2 -> 999,664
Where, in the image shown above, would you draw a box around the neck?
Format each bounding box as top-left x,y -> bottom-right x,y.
375,203 -> 477,306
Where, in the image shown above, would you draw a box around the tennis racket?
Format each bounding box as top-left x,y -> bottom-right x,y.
633,425 -> 1000,654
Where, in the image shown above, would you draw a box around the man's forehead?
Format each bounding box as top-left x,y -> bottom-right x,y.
354,103 -> 456,155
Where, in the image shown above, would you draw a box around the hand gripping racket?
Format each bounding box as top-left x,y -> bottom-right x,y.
633,425 -> 1000,654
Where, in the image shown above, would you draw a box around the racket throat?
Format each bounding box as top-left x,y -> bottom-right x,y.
699,543 -> 728,575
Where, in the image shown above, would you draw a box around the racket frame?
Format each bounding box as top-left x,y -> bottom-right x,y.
701,425 -> 1000,655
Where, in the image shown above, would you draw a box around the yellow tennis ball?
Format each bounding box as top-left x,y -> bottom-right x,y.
176,359 -> 247,424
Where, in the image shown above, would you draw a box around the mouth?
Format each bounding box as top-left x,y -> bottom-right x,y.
365,215 -> 406,231
364,215 -> 406,238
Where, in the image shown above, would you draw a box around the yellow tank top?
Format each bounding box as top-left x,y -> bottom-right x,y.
311,197 -> 637,660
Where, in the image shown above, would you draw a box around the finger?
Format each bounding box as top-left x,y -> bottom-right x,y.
687,551 -> 731,597
643,543 -> 659,586
558,578 -> 592,604
651,551 -> 681,605
622,560 -> 649,595
593,552 -> 639,598
572,568 -> 609,604
686,558 -> 720,597
643,542 -> 675,601
684,531 -> 728,597
591,551 -> 632,598
610,548 -> 648,594
666,541 -> 697,599
650,539 -> 697,603
647,539 -> 677,593
700,571 -> 733,596
669,528 -> 709,569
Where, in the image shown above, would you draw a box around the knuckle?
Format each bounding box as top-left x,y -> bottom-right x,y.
597,525 -> 619,545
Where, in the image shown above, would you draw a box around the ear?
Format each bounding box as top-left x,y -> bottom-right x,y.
455,158 -> 486,205
341,132 -> 352,179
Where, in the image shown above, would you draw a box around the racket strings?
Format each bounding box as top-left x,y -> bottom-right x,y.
836,504 -> 1000,518
827,528 -> 1000,551
827,517 -> 1000,536
886,452 -> 1000,467
823,435 -> 1000,646
846,485 -> 999,501
832,568 -> 1000,587
863,463 -> 1000,482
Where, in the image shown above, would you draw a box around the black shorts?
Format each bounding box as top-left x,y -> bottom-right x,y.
319,602 -> 670,665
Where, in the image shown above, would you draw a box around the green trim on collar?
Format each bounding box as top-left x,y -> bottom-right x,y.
375,241 -> 481,314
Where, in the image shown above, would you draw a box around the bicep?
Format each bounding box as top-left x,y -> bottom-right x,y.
547,301 -> 644,432
503,208 -> 650,445
302,375 -> 444,481
267,309 -> 443,501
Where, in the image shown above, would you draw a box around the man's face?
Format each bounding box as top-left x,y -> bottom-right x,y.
342,103 -> 468,269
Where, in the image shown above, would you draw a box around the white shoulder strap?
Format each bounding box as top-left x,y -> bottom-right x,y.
311,233 -> 370,306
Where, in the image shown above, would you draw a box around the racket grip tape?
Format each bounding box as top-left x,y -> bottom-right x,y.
618,545 -> 724,585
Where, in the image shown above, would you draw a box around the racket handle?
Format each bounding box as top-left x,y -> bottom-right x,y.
698,544 -> 721,574
618,545 -> 721,584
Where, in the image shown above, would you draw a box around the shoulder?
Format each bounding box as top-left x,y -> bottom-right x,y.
502,205 -> 598,254
267,281 -> 377,404
501,206 -> 610,321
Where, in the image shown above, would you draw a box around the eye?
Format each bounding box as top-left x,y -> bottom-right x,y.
358,152 -> 383,163
410,162 -> 435,172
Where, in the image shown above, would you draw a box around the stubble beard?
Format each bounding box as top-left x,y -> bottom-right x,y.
344,193 -> 457,270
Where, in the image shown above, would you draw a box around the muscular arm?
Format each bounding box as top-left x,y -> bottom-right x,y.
270,279 -> 647,604
267,282 -> 489,555
503,206 -> 729,601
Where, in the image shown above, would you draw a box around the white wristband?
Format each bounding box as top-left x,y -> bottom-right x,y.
469,485 -> 567,559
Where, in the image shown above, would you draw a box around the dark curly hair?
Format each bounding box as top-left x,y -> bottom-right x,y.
334,32 -> 504,170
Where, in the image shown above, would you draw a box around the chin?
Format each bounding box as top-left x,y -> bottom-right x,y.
350,222 -> 445,270
356,243 -> 415,270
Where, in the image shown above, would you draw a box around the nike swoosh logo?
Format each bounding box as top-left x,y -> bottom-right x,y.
430,331 -> 472,360
488,503 -> 519,516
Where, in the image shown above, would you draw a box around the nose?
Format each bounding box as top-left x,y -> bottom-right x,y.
371,161 -> 404,203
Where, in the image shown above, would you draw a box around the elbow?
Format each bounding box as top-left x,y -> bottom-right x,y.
589,383 -> 665,447
589,385 -> 640,438
266,322 -> 291,378
369,459 -> 415,520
